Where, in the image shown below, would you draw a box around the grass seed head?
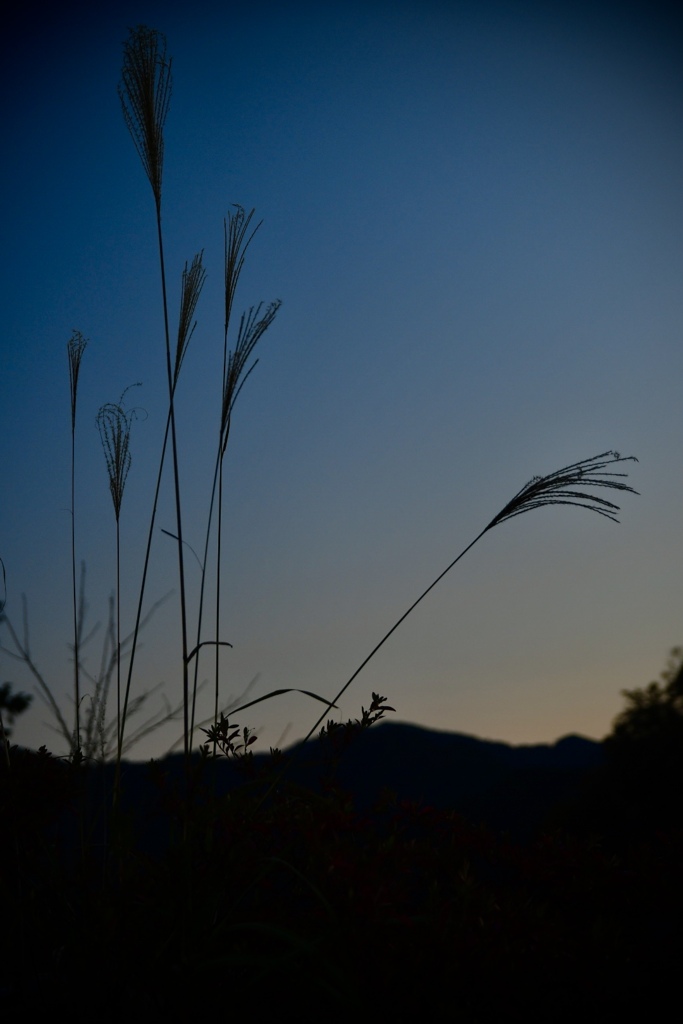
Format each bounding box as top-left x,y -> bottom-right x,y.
221,300 -> 281,448
67,330 -> 88,430
224,206 -> 261,332
489,451 -> 639,529
96,386 -> 141,522
175,251 -> 206,385
119,25 -> 172,208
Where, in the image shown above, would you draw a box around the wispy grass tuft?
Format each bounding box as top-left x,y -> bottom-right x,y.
220,300 -> 282,451
96,388 -> 139,522
488,451 -> 639,527
67,331 -> 88,431
175,251 -> 206,385
224,206 -> 261,331
119,25 -> 171,212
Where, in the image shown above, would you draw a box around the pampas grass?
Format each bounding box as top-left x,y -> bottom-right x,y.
118,24 -> 171,213
96,387 -> 140,755
117,29 -> 290,783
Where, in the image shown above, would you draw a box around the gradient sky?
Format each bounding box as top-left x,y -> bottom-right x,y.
2,0 -> 681,760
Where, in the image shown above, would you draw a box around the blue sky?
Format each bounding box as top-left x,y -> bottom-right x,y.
2,0 -> 681,759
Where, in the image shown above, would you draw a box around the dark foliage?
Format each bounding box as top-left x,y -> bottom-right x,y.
2,681 -> 682,1020
548,649 -> 683,846
0,682 -> 32,736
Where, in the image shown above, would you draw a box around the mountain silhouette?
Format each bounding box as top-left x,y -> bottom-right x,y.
281,720 -> 605,836
36,722 -> 605,854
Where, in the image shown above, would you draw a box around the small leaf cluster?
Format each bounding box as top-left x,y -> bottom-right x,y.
200,712 -> 257,761
318,692 -> 395,766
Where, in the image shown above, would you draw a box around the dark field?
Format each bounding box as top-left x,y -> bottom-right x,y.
3,718 -> 682,1020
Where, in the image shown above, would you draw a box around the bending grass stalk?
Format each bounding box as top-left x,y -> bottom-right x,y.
258,451 -> 639,805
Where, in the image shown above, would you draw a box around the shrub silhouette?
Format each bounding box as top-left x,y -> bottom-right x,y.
609,645 -> 683,750
603,646 -> 683,830
548,647 -> 683,844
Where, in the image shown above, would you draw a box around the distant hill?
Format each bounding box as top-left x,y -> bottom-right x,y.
280,721 -> 606,836
48,722 -> 605,848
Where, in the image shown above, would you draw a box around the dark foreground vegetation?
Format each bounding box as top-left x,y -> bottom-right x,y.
3,661 -> 683,1021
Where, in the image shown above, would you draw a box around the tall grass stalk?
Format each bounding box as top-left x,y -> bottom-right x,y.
67,330 -> 87,754
188,207 -> 258,741
115,254 -> 204,773
214,256 -> 280,744
119,26 -> 193,768
184,209 -> 281,749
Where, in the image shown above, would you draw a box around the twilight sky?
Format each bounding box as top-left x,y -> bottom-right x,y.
1,0 -> 681,759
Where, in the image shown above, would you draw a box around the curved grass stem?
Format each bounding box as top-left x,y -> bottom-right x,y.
255,451 -> 638,808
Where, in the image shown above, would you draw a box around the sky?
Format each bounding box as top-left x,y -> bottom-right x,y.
1,0 -> 681,760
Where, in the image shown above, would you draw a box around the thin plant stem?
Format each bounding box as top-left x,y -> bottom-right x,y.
119,27 -> 199,778
67,330 -> 87,754
0,598 -> 72,743
297,529 -> 487,750
118,408 -> 170,768
214,449 -> 223,756
156,214 -> 191,768
209,299 -> 280,739
189,461 -> 216,741
115,519 -> 121,750
189,208 -> 278,746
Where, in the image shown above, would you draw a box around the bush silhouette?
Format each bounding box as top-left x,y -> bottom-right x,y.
603,647 -> 683,828
551,648 -> 683,843
608,645 -> 683,750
